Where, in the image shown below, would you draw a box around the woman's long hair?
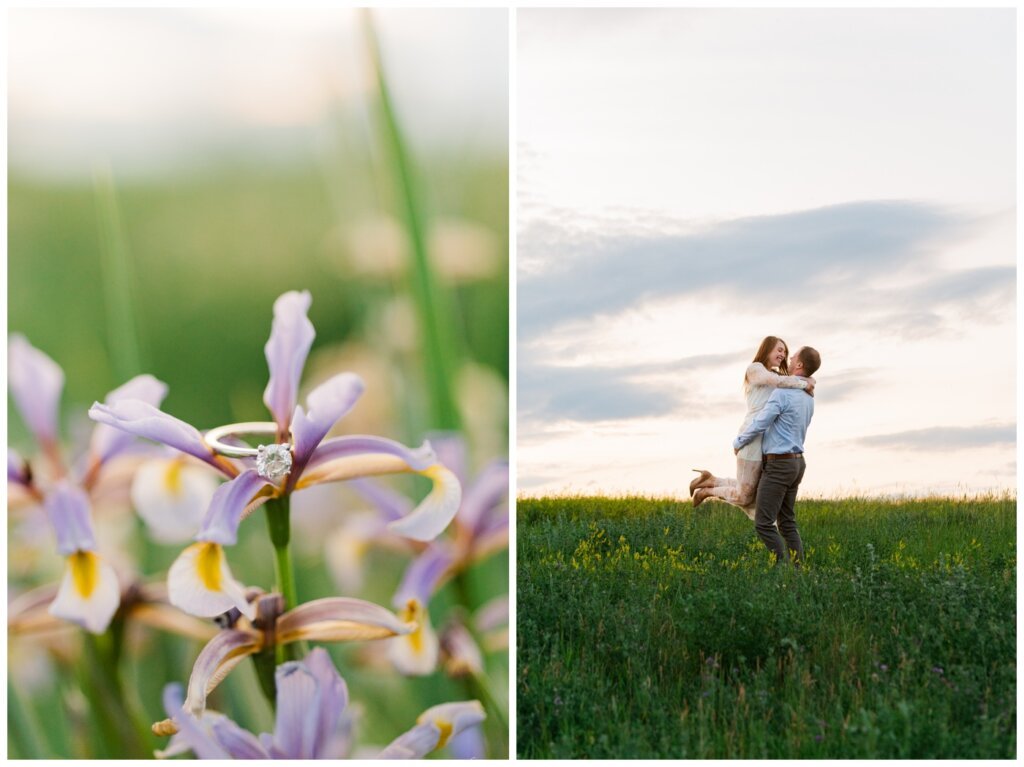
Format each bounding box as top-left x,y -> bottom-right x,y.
751,335 -> 790,376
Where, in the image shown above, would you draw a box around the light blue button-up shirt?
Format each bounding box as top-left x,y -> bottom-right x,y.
733,384 -> 815,455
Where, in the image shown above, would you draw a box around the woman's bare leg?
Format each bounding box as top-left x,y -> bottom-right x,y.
705,458 -> 761,519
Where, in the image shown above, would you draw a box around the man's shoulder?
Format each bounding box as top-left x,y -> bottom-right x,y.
773,385 -> 803,400
774,384 -> 812,406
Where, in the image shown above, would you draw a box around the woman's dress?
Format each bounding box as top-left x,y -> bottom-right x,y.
736,363 -> 808,461
706,363 -> 809,518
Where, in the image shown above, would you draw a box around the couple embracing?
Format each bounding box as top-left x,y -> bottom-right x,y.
690,337 -> 821,566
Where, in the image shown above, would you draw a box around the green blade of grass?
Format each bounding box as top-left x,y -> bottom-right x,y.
7,679 -> 53,758
362,10 -> 462,431
93,163 -> 144,383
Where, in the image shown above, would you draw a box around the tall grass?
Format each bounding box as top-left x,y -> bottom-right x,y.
517,495 -> 1016,758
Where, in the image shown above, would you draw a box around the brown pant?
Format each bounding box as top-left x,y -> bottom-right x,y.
754,456 -> 805,566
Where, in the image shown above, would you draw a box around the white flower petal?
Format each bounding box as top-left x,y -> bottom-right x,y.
387,599 -> 438,676
132,459 -> 219,544
417,700 -> 486,745
168,543 -> 255,620
378,700 -> 485,759
386,466 -> 461,543
48,551 -> 121,634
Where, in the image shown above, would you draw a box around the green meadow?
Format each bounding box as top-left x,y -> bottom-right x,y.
517,496 -> 1015,759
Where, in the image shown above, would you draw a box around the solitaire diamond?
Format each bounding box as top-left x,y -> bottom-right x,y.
256,444 -> 292,481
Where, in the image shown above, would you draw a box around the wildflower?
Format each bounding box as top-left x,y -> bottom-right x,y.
157,647 -> 350,759
9,334 -> 64,462
45,482 -> 123,633
7,335 -> 172,633
342,433 -> 506,676
376,700 -> 487,758
156,647 -> 484,759
474,594 -> 509,653
130,456 -> 219,544
176,593 -> 415,718
388,548 -> 447,675
88,291 -> 462,620
9,578 -> 218,644
440,616 -> 484,679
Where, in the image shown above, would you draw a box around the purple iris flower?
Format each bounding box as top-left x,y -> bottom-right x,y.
157,647 -> 484,760
348,432 -> 506,675
87,291 -> 462,620
7,334 -> 169,633
159,647 -> 349,759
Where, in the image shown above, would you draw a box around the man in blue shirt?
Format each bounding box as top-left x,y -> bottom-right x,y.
732,346 -> 821,566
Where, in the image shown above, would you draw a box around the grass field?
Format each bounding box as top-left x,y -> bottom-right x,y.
517,495 -> 1016,759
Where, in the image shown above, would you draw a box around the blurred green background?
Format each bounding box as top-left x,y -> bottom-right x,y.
8,8 -> 508,759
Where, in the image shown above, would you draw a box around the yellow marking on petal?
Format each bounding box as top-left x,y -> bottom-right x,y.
69,551 -> 100,598
400,599 -> 426,653
195,542 -> 223,591
421,717 -> 453,751
164,459 -> 184,495
419,464 -> 449,493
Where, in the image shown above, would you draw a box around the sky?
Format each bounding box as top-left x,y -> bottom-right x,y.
517,8 -> 1016,498
8,8 -> 508,179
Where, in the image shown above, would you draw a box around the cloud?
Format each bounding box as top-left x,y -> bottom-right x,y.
813,369 -> 877,405
518,364 -> 682,423
852,423 -> 1015,451
518,200 -> 990,341
518,351 -> 748,427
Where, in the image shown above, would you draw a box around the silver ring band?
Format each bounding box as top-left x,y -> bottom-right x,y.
205,422 -> 291,457
205,422 -> 294,481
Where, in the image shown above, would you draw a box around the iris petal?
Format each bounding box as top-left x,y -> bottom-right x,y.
459,459 -> 509,536
262,290 -> 315,434
210,717 -> 269,759
49,551 -> 120,634
303,648 -> 349,759
90,374 -> 168,464
44,481 -> 96,555
195,470 -> 272,546
387,599 -> 439,676
8,448 -> 29,486
387,465 -> 462,542
394,546 -> 454,607
131,459 -> 218,544
168,542 -> 256,620
289,372 -> 364,474
183,629 -> 261,716
88,400 -> 221,471
273,662 -> 319,758
276,596 -> 414,645
8,334 -> 64,449
377,700 -> 485,759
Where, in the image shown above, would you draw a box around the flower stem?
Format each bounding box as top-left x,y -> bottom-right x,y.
81,632 -> 153,758
452,571 -> 509,747
264,495 -> 304,662
469,669 -> 509,736
264,496 -> 298,610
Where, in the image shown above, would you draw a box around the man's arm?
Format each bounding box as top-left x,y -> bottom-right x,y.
733,390 -> 785,451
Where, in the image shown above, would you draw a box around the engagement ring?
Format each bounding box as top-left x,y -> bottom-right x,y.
205,422 -> 293,481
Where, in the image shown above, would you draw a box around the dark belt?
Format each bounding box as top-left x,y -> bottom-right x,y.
764,452 -> 803,461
